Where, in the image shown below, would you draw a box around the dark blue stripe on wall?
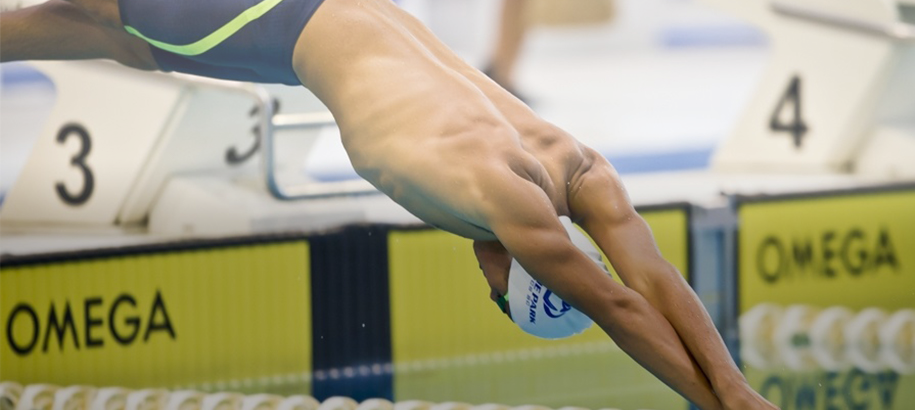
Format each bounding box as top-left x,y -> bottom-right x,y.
606,147 -> 713,174
660,25 -> 767,48
310,225 -> 393,401
310,147 -> 716,183
1,62 -> 54,87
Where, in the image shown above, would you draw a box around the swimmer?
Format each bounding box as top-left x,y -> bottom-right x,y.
1,1 -> 776,408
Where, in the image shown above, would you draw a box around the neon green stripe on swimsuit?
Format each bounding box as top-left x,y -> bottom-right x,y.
123,0 -> 285,56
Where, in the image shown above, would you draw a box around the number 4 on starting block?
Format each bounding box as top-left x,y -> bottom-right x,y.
703,0 -> 915,176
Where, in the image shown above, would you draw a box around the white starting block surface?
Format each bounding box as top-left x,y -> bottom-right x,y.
0,60 -> 377,239
1,61 -> 264,228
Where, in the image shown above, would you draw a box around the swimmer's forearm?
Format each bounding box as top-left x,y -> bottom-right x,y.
637,265 -> 750,394
500,233 -> 723,409
633,267 -> 778,408
1,2 -> 99,62
587,285 -> 724,410
0,1 -> 153,68
485,176 -> 723,408
0,8 -> 35,62
583,214 -> 752,400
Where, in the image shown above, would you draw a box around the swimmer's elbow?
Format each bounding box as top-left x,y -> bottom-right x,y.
611,287 -> 641,313
590,286 -> 655,336
627,261 -> 683,298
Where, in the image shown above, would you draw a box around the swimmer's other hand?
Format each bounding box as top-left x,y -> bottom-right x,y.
719,383 -> 779,410
473,240 -> 511,315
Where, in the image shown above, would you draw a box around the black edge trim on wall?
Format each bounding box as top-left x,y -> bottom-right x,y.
734,181 -> 915,207
2,199 -> 696,269
0,222 -> 410,268
682,205 -> 695,288
0,232 -> 318,268
634,201 -> 693,214
733,198 -> 743,370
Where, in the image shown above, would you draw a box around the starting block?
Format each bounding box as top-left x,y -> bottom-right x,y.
702,0 -> 915,177
0,60 -> 385,237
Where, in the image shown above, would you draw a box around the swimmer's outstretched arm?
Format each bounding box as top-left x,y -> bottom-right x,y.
389,7 -> 769,407
0,0 -> 155,69
568,153 -> 777,410
480,171 -> 724,410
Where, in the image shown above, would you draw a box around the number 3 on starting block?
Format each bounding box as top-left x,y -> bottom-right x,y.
1,61 -> 185,228
0,61 -> 260,229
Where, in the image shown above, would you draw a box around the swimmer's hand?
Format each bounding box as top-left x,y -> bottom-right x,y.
473,240 -> 512,318
719,384 -> 779,410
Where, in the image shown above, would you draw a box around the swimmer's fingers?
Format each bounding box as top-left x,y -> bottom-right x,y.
472,240 -> 511,303
721,389 -> 780,410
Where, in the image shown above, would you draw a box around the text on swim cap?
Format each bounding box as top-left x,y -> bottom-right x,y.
525,280 -> 543,324
543,290 -> 573,319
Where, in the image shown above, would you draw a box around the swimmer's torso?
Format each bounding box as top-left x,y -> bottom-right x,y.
293,0 -> 587,240
101,0 -> 587,240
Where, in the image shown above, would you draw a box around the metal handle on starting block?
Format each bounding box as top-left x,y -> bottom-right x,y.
175,75 -> 378,200
260,106 -> 378,200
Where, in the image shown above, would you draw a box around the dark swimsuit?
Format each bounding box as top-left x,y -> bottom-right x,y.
118,0 -> 326,85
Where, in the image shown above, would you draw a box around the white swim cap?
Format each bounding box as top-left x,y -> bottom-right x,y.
504,217 -> 611,339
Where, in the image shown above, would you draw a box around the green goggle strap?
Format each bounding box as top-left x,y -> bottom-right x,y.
496,293 -> 509,314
